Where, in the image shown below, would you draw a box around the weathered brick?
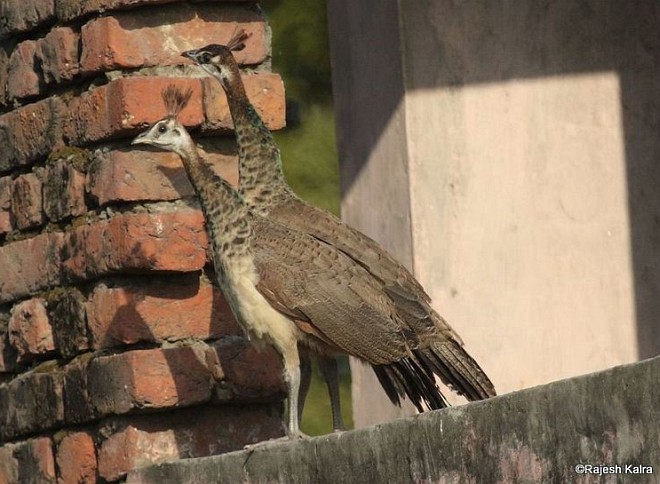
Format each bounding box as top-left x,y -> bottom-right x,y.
0,232 -> 64,304
43,159 -> 86,222
0,0 -> 55,38
111,77 -> 204,130
0,97 -> 65,173
97,404 -> 283,481
57,0 -> 179,21
197,140 -> 240,187
62,73 -> 284,146
0,334 -> 16,373
37,27 -> 80,85
80,3 -> 266,74
88,345 -> 215,415
64,77 -> 203,146
56,0 -> 256,22
87,275 -> 239,349
50,288 -> 89,359
8,298 -> 56,362
7,40 -> 41,100
11,173 -> 44,230
62,353 -> 96,424
55,0 -> 255,22
4,28 -> 79,101
0,310 -> 17,372
55,432 -> 96,484
0,48 -> 9,107
61,86 -> 108,146
202,74 -> 286,131
0,370 -> 65,441
0,443 -> 18,484
0,177 -> 13,235
12,438 -> 56,484
88,142 -> 238,206
210,340 -> 285,402
60,210 -> 208,283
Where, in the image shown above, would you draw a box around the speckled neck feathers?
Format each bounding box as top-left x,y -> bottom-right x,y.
222,63 -> 293,214
178,147 -> 253,268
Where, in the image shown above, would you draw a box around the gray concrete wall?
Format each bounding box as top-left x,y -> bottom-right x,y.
328,0 -> 660,425
127,356 -> 660,483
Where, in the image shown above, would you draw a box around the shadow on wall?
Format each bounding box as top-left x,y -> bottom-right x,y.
330,0 -> 660,361
89,242 -> 283,476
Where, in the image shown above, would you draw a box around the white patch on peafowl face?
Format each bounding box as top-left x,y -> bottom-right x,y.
131,118 -> 192,158
182,47 -> 234,90
203,58 -> 233,91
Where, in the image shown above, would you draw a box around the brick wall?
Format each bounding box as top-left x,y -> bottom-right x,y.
0,1 -> 287,482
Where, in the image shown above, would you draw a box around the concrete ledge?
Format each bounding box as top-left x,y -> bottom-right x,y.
127,357 -> 660,483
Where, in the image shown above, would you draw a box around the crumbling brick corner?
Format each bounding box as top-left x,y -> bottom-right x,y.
0,1 -> 287,481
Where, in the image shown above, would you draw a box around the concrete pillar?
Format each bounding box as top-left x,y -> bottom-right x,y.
329,0 -> 660,427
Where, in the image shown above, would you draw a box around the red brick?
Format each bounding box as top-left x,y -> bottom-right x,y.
0,48 -> 8,107
37,27 -> 80,85
43,159 -> 86,222
202,74 -> 286,131
197,141 -> 240,187
0,232 -> 64,304
62,354 -> 97,424
61,210 -> 208,282
210,340 -> 285,401
0,177 -> 13,235
0,444 -> 18,484
57,0 -> 179,21
55,432 -> 97,484
4,28 -> 79,101
50,289 -> 90,359
61,86 -> 109,146
13,438 -> 56,483
56,0 -> 256,22
88,142 -> 238,206
0,371 -> 65,441
98,405 -> 283,481
0,310 -> 16,373
7,40 -> 41,101
111,77 -> 204,129
0,97 -> 65,173
87,276 -> 239,349
0,0 -> 55,38
64,77 -> 203,146
88,345 -> 215,415
10,173 -> 44,230
80,3 -> 266,75
0,332 -> 17,373
8,298 -> 56,362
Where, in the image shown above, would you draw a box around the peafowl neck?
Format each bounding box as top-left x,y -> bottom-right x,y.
222,68 -> 293,215
178,145 -> 253,267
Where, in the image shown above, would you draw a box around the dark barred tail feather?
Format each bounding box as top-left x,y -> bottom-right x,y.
373,341 -> 496,411
427,341 -> 496,401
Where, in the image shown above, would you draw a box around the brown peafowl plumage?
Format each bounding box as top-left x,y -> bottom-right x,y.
181,31 -> 496,419
132,87 -> 492,441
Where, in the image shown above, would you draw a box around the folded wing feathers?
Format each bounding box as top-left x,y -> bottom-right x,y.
253,205 -> 496,410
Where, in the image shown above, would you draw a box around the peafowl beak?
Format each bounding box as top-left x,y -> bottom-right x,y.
131,131 -> 150,145
181,49 -> 197,61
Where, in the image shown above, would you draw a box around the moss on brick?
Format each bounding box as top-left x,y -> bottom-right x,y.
47,147 -> 92,173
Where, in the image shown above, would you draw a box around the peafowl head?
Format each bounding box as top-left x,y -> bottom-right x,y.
131,85 -> 195,158
181,30 -> 250,91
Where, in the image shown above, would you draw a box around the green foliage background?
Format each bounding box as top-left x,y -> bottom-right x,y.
261,0 -> 353,435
